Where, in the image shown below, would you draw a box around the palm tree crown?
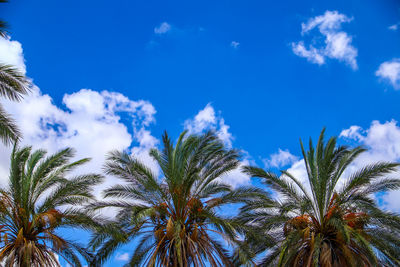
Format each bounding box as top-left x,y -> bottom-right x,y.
0,145 -> 103,266
90,131 -> 258,266
238,129 -> 400,266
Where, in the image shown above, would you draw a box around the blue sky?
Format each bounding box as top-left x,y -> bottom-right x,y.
1,0 -> 400,266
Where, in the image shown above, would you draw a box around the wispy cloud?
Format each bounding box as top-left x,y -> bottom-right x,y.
291,10 -> 358,70
389,22 -> 399,31
154,22 -> 171,34
230,41 -> 240,49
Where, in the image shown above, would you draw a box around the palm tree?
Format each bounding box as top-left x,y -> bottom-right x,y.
0,145 -> 103,266
238,129 -> 400,266
0,0 -> 31,145
90,131 -> 259,266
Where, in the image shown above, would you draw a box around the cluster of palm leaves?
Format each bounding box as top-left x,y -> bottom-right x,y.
236,130 -> 400,266
0,146 -> 103,266
1,129 -> 399,266
1,1 -> 400,266
89,131 -> 261,266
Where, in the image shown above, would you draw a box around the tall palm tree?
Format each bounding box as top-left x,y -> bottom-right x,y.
0,145 -> 103,266
237,129 -> 400,266
90,131 -> 259,266
0,0 -> 31,145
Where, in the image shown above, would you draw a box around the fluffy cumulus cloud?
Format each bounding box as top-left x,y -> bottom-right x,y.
0,87 -> 158,194
184,103 -> 251,187
0,36 -> 250,194
340,120 -> 400,164
339,120 -> 400,212
0,37 -> 159,196
264,149 -> 298,168
339,125 -> 364,141
154,22 -> 171,34
292,10 -> 358,69
376,58 -> 400,89
184,103 -> 234,148
0,37 -> 26,73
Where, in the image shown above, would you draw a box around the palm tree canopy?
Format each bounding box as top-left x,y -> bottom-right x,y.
0,145 -> 103,267
90,131 -> 261,267
238,129 -> 400,266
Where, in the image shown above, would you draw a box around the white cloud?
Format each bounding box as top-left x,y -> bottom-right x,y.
185,103 -> 216,133
0,37 -> 158,193
154,22 -> 171,34
115,252 -> 130,261
264,149 -> 298,168
0,36 -> 251,196
284,159 -> 309,192
376,58 -> 400,89
184,104 -> 251,187
0,37 -> 26,73
0,36 -> 160,197
0,36 -> 249,194
301,11 -> 352,34
184,103 -> 233,148
339,120 -> 400,212
219,157 -> 252,188
389,23 -> 399,31
341,120 -> 400,163
292,10 -> 358,69
0,87 -> 158,197
230,41 -> 240,49
131,127 -> 160,177
292,41 -> 325,65
339,125 -> 364,141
